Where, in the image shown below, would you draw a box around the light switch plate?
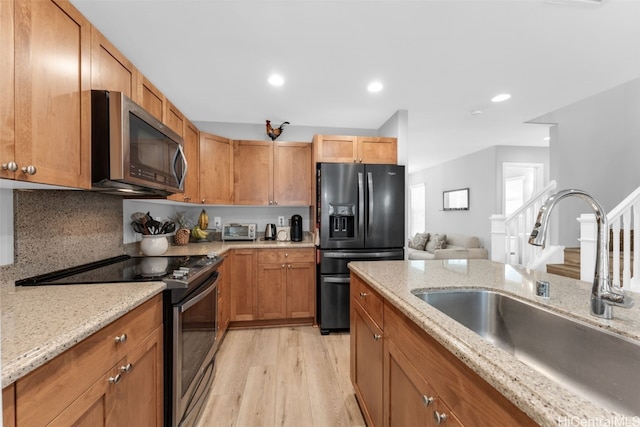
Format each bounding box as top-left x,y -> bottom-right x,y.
214,217 -> 221,228
278,216 -> 285,226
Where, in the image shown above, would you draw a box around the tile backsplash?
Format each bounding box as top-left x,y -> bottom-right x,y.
0,190 -> 128,283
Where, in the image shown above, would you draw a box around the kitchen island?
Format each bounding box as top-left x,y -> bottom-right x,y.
348,259 -> 640,426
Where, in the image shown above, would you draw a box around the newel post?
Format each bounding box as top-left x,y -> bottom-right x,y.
490,214 -> 506,263
577,213 -> 597,283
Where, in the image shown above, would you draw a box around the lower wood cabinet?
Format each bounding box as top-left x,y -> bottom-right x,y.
217,253 -> 231,339
350,273 -> 535,426
230,248 -> 315,325
6,294 -> 163,427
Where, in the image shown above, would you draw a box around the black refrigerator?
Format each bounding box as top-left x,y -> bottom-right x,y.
317,163 -> 405,334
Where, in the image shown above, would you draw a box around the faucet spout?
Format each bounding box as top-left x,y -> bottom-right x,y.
528,189 -> 634,319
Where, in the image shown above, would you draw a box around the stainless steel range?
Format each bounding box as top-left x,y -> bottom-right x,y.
17,254 -> 223,427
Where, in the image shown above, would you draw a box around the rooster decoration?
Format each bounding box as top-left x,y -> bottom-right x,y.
266,120 -> 289,141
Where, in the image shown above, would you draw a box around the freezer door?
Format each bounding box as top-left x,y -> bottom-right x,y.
318,275 -> 351,332
319,163 -> 365,249
364,164 -> 406,249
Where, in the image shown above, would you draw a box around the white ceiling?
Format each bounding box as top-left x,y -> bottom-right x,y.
70,0 -> 640,173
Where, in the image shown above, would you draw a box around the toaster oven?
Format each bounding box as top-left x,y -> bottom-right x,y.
222,223 -> 257,241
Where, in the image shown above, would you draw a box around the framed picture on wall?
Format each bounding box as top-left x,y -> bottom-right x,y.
443,188 -> 469,211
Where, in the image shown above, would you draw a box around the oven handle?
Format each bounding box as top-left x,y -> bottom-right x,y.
179,275 -> 219,313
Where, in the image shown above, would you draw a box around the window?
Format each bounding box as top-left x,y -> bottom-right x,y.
409,184 -> 425,236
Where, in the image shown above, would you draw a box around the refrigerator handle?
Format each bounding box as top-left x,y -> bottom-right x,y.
367,172 -> 374,235
358,172 -> 365,237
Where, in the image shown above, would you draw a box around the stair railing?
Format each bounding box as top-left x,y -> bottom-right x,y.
490,180 -> 557,266
580,186 -> 640,291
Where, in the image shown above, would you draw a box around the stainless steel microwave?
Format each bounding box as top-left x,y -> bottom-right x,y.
90,90 -> 187,196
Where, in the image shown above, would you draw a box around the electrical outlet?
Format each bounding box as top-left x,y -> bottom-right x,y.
278,216 -> 285,226
214,217 -> 222,228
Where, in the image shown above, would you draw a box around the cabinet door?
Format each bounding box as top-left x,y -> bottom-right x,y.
273,142 -> 312,206
14,0 -> 91,189
90,26 -> 137,98
352,301 -> 384,427
257,263 -> 287,319
2,384 -> 15,427
165,99 -> 185,137
0,0 -> 14,180
137,74 -> 165,121
200,132 -> 233,204
230,249 -> 257,321
384,338 -> 436,427
169,120 -> 199,203
217,254 -> 230,339
233,140 -> 273,205
286,262 -> 315,318
358,137 -> 397,164
313,135 -> 358,163
113,327 -> 163,427
48,370 -> 111,427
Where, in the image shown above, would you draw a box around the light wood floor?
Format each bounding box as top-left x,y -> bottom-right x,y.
196,326 -> 365,427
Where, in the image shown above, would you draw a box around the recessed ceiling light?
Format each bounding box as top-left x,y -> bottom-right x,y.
544,137 -> 550,141
367,81 -> 383,93
491,93 -> 511,103
268,74 -> 284,86
470,110 -> 483,116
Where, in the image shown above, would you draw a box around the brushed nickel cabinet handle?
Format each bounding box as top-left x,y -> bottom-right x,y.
21,165 -> 36,175
359,292 -> 368,298
422,395 -> 434,407
1,162 -> 17,172
373,333 -> 382,341
433,411 -> 447,424
114,334 -> 127,344
120,363 -> 133,374
108,373 -> 122,384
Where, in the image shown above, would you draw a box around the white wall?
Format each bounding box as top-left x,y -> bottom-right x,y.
533,77 -> 640,246
408,145 -> 549,251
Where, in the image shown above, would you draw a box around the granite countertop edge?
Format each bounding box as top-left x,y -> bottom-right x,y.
348,259 -> 638,427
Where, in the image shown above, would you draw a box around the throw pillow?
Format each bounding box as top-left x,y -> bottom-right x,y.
426,234 -> 447,253
409,232 -> 430,250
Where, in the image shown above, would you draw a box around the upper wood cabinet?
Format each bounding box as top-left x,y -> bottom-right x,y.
200,132 -> 233,205
234,140 -> 312,206
314,135 -> 397,165
137,73 -> 165,122
12,0 -> 91,189
165,100 -> 185,137
0,0 -> 15,181
357,136 -> 397,164
90,26 -> 138,98
168,120 -> 199,203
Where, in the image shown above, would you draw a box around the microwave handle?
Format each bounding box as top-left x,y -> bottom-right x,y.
172,143 -> 188,190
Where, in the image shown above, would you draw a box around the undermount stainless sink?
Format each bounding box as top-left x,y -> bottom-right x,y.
412,289 -> 640,416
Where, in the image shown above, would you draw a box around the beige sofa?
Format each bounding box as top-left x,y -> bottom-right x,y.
407,232 -> 488,260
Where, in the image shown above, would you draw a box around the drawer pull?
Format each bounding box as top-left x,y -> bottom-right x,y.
120,363 -> 133,374
282,264 -> 286,268
359,292 -> 368,298
287,264 -> 291,269
433,411 -> 447,424
422,395 -> 434,406
373,333 -> 382,341
285,253 -> 288,258
114,334 -> 127,344
108,373 -> 121,384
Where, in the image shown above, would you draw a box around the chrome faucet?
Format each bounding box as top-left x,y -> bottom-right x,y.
528,189 -> 634,319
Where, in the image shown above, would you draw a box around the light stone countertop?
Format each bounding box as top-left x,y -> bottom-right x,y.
0,235 -> 315,388
348,259 -> 640,427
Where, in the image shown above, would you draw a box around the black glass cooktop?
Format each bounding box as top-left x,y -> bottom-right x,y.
16,255 -> 210,286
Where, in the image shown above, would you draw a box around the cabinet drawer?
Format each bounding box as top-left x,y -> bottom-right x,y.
351,273 -> 383,328
16,294 -> 162,426
258,248 -> 314,264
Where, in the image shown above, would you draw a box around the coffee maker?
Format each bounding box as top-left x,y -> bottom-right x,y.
290,215 -> 303,242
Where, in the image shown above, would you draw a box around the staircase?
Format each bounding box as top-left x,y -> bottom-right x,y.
547,247 -> 580,279
546,230 -> 634,282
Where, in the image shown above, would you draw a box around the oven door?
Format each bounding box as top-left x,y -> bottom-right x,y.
173,274 -> 219,427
